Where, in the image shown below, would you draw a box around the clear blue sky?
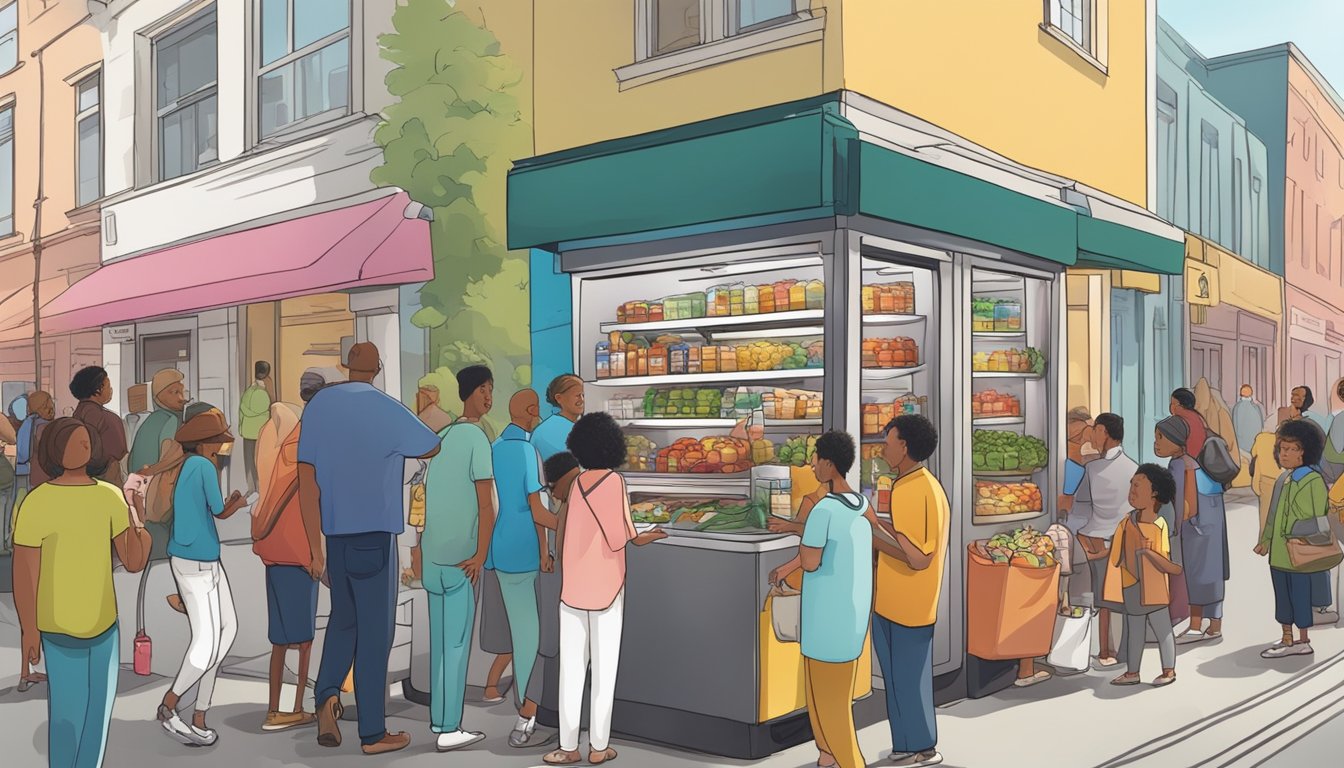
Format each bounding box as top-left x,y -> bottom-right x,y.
1159,0 -> 1344,88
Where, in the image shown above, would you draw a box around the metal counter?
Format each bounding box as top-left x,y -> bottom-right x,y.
609,531 -> 812,759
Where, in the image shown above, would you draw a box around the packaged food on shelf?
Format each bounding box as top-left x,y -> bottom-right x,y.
862,282 -> 916,315
971,390 -> 1021,418
669,342 -> 690,375
974,481 -> 1044,517
631,501 -> 672,524
745,285 -> 760,315
624,435 -> 656,472
648,344 -> 669,377
647,388 -> 723,418
596,342 -> 611,379
861,395 -> 929,434
790,281 -> 807,311
861,444 -> 891,492
759,284 -> 776,314
973,348 -> 1047,374
994,300 -> 1023,331
971,430 -> 1048,473
735,341 -> 812,371
806,279 -> 825,310
649,302 -> 665,322
752,438 -> 776,465
971,297 -> 997,332
862,337 -> 921,369
708,285 -> 730,317
655,436 -> 753,474
876,475 -> 893,515
764,389 -> 823,420
774,435 -> 818,467
982,526 -> 1055,567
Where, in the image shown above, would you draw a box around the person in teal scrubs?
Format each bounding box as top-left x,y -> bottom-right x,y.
531,375 -> 584,462
423,366 -> 497,752
487,389 -> 554,747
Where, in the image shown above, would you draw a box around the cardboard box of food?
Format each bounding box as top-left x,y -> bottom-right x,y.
126,383 -> 149,415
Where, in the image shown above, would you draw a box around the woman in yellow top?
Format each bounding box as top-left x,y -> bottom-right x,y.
1106,464 -> 1183,688
13,418 -> 153,768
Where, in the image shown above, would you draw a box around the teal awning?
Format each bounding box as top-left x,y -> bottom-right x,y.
507,93 -> 1181,274
1075,216 -> 1185,275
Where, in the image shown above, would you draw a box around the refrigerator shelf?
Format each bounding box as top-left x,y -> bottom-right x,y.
590,369 -> 824,387
971,417 -> 1027,426
972,331 -> 1027,338
973,469 -> 1044,478
624,472 -> 754,496
972,372 -> 1042,379
599,309 -> 824,335
620,418 -> 823,429
972,510 -> 1048,526
861,364 -> 928,380
861,313 -> 926,326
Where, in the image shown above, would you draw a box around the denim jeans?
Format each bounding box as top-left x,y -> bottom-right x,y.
872,615 -> 937,754
43,625 -> 119,768
315,532 -> 398,746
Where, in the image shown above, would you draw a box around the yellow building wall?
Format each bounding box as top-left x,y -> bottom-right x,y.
842,0 -> 1149,208
532,1 -> 843,155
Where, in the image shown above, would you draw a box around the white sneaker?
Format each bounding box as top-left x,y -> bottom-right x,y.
159,707 -> 217,747
436,730 -> 486,752
890,751 -> 943,767
508,716 -> 538,748
1261,642 -> 1313,659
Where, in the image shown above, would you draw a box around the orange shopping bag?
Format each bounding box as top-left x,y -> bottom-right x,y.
966,542 -> 1060,661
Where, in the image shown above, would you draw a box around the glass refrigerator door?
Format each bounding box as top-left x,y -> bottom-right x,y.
859,256 -> 939,515
576,253 -> 827,532
969,269 -> 1052,525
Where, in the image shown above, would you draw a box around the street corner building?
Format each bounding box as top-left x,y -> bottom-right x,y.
29,0 -> 436,504
506,1 -> 1183,758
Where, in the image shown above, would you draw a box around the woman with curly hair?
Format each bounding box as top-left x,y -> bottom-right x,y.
544,412 -> 666,766
1257,418 -> 1330,658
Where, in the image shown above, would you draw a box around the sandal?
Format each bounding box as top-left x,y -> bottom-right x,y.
589,748 -> 618,765
543,749 -> 583,765
483,678 -> 514,704
1110,673 -> 1141,686
1151,672 -> 1177,687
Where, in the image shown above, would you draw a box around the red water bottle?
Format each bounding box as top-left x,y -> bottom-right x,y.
134,631 -> 152,676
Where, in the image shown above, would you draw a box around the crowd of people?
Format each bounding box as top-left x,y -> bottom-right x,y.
3,345 -> 1344,768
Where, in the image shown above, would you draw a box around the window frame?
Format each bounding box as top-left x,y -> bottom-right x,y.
727,0 -> 804,36
0,1 -> 17,77
0,100 -> 13,237
1199,119 -> 1221,241
1040,0 -> 1108,74
74,71 -> 104,208
151,7 -> 221,183
253,0 -> 356,143
1156,79 -> 1178,223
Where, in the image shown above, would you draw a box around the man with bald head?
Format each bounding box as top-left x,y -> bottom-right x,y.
477,388 -> 556,748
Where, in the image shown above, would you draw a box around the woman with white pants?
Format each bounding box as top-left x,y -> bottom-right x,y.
544,414 -> 666,766
156,409 -> 248,747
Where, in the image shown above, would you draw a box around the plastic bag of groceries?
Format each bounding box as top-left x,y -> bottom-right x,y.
1047,607 -> 1094,673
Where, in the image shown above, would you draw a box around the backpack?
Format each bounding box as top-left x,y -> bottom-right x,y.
1196,432 -> 1240,487
141,440 -> 186,525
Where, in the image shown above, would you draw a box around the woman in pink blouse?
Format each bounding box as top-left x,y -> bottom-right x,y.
543,413 -> 666,766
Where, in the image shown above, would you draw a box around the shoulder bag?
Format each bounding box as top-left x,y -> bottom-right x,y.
1288,514 -> 1344,572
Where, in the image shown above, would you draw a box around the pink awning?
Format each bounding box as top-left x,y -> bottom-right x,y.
42,191 -> 432,333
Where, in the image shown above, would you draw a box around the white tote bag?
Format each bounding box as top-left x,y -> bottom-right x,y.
1047,609 -> 1095,673
766,583 -> 802,644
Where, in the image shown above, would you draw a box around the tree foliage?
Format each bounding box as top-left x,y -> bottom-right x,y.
372,0 -> 531,434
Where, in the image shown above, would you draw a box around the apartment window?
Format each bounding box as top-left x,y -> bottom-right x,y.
1048,0 -> 1091,51
257,0 -> 351,138
0,104 -> 12,236
1232,158 -> 1243,256
155,10 -> 219,181
1199,120 -> 1221,241
1332,218 -> 1344,286
1251,174 -> 1264,265
0,2 -> 15,75
1317,204 -> 1329,278
1156,79 -> 1178,223
76,74 -> 102,207
642,0 -> 805,59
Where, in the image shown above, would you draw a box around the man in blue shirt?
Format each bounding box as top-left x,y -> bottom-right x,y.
483,389 -> 556,748
299,342 -> 441,756
531,374 -> 584,462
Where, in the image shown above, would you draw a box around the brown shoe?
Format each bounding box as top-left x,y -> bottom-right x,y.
166,594 -> 187,614
263,710 -> 316,732
316,697 -> 343,747
362,731 -> 411,755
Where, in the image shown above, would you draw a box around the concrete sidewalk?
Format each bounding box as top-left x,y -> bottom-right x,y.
0,492 -> 1340,767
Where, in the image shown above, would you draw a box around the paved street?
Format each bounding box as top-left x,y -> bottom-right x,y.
2,490 -> 1342,767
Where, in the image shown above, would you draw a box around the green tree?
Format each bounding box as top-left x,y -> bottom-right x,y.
372,0 -> 531,435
